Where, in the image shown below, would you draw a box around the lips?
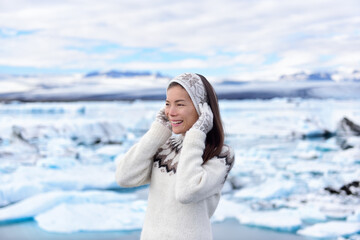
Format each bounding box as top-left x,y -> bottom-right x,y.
170,120 -> 183,126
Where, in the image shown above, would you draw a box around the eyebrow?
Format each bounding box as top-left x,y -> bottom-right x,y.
166,99 -> 186,103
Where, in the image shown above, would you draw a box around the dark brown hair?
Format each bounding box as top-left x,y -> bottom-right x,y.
167,74 -> 225,164
196,74 -> 224,164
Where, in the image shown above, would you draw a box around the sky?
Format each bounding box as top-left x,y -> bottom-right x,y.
0,0 -> 359,80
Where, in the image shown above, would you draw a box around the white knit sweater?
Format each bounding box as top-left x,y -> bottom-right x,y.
115,121 -> 234,240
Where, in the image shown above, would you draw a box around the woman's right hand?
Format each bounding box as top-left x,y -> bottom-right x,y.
156,107 -> 172,130
191,102 -> 213,134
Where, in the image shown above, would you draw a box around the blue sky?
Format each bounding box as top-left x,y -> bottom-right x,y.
0,0 -> 359,80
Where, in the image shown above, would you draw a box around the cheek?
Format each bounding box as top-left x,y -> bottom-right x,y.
164,105 -> 172,117
190,115 -> 198,126
184,110 -> 198,126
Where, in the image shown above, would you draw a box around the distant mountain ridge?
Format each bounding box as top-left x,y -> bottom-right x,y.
279,70 -> 360,82
85,70 -> 168,78
1,69 -> 360,102
83,69 -> 360,83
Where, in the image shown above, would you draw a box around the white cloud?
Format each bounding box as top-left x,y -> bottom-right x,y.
0,0 -> 359,79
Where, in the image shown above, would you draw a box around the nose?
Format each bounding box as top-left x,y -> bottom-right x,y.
168,105 -> 177,117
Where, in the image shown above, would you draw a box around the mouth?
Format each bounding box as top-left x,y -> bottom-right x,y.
170,120 -> 183,127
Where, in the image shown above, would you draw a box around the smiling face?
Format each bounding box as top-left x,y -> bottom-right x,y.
165,85 -> 199,135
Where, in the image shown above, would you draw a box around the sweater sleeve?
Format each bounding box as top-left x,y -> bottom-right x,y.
175,129 -> 235,204
115,121 -> 172,188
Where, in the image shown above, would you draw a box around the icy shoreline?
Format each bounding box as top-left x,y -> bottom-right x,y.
1,99 -> 360,239
0,217 -> 309,240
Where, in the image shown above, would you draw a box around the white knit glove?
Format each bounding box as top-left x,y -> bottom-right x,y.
155,107 -> 171,130
191,103 -> 213,134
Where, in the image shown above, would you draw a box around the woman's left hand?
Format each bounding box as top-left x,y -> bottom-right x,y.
191,102 -> 213,134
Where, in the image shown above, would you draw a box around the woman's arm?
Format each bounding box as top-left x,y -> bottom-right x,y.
175,128 -> 234,204
115,120 -> 172,188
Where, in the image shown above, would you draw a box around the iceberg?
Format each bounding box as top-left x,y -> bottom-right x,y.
35,201 -> 146,233
286,161 -> 340,175
238,209 -> 302,232
298,221 -> 360,238
336,117 -> 360,149
211,198 -> 250,222
296,206 -> 327,224
0,181 -> 44,207
95,145 -> 125,161
348,209 -> 360,222
0,163 -> 120,206
234,177 -> 307,200
332,148 -> 360,165
12,120 -> 127,146
0,190 -> 137,223
36,157 -> 80,169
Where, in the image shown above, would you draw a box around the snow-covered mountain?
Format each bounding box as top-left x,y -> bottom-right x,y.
279,70 -> 360,82
84,70 -> 168,78
0,70 -> 359,102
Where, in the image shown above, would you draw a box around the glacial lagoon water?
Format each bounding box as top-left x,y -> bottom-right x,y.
0,99 -> 360,239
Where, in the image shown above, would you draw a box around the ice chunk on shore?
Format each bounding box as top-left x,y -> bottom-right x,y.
286,160 -> 340,175
298,221 -> 360,238
11,120 -> 126,145
213,199 -> 305,232
234,177 -> 307,200
239,209 -> 302,232
333,148 -> 360,165
298,206 -> 327,224
0,163 -> 119,206
96,145 -> 124,161
35,200 -> 146,233
36,157 -> 79,169
348,209 -> 360,222
0,181 -> 46,207
211,198 -> 250,222
0,190 -> 136,222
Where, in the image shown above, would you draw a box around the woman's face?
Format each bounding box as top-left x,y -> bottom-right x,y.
165,85 -> 199,135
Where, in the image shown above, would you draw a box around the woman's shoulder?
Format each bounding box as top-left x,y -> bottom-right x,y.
217,144 -> 235,168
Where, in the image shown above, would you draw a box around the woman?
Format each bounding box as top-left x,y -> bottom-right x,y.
115,73 -> 234,240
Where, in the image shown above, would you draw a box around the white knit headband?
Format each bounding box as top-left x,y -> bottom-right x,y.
168,73 -> 207,115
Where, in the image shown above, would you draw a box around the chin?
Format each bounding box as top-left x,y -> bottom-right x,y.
172,128 -> 185,135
